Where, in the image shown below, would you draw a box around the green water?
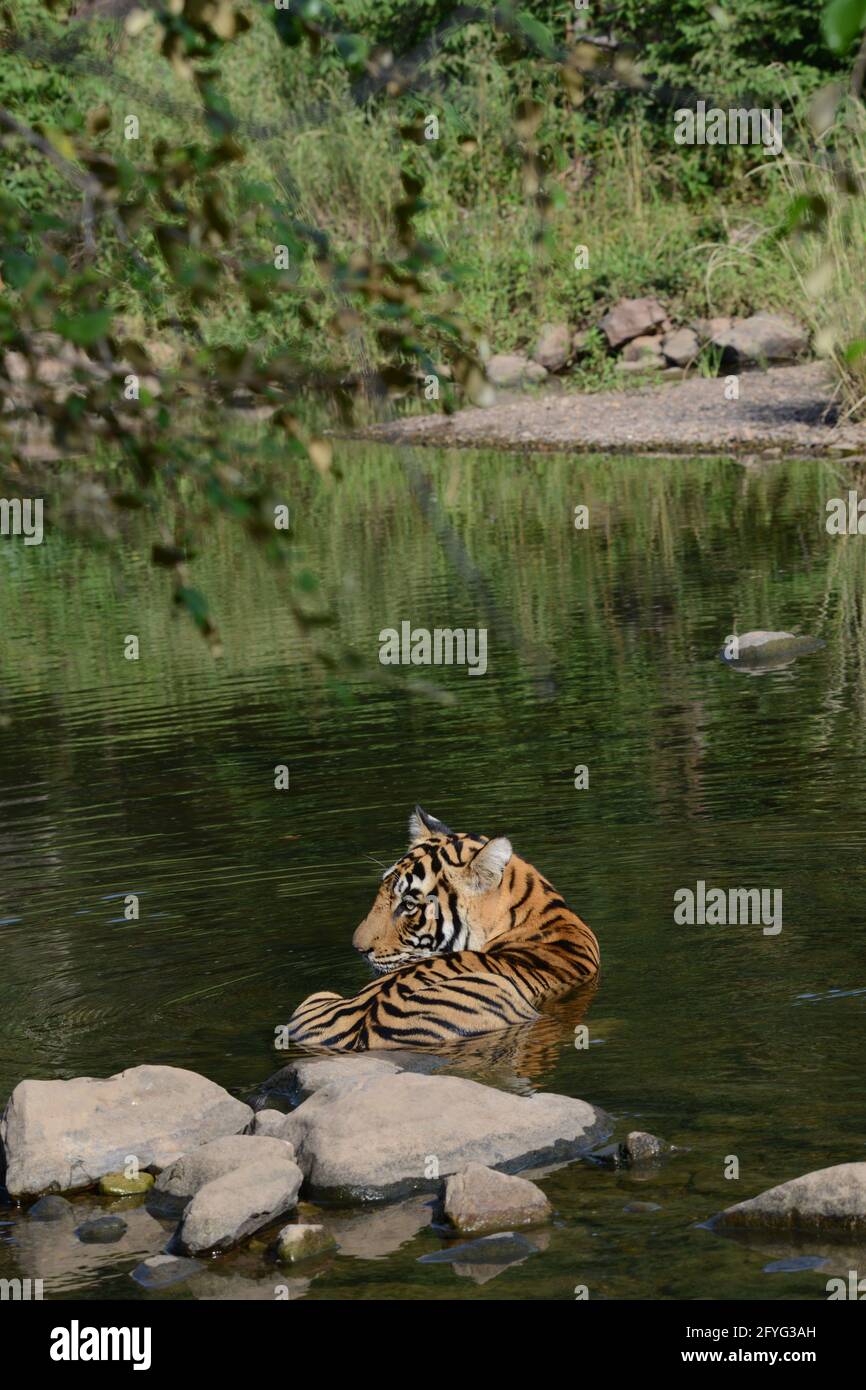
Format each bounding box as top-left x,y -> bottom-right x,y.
1,446 -> 865,1301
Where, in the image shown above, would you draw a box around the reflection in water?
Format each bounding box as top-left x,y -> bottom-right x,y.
2,447 -> 866,1301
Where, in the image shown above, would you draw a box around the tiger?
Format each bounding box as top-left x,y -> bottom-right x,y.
286,807 -> 600,1050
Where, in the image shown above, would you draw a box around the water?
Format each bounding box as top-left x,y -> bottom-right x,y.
1,446 -> 864,1300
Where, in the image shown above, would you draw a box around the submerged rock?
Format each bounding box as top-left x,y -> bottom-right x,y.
131,1253 -> 204,1291
716,1162 -> 866,1234
719,629 -> 825,673
0,1064 -> 252,1198
619,1131 -> 669,1165
173,1156 -> 303,1255
283,1069 -> 612,1199
274,1223 -> 337,1264
99,1172 -> 154,1197
27,1195 -> 74,1222
418,1230 -> 540,1283
442,1163 -> 551,1235
76,1215 -> 128,1244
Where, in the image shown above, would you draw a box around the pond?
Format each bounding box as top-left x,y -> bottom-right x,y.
1,445 -> 864,1300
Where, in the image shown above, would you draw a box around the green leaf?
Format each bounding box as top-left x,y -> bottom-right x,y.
822,0 -> 866,54
514,13 -> 557,60
54,310 -> 112,347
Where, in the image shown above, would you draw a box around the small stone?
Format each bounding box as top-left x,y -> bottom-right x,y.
620,1131 -> 668,1164
600,297 -> 667,349
27,1195 -> 73,1222
622,335 -> 664,364
443,1163 -> 551,1235
531,323 -> 571,372
661,327 -> 699,367
130,1254 -> 203,1290
77,1215 -> 128,1244
275,1223 -> 337,1263
486,353 -> 548,388
98,1171 -> 155,1196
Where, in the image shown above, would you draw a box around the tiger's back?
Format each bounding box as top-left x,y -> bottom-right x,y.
287,808 -> 600,1050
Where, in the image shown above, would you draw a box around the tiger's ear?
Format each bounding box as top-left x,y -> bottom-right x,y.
408,806 -> 452,843
462,836 -> 512,892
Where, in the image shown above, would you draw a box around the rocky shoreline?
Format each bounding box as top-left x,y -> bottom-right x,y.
3,1056 -> 866,1293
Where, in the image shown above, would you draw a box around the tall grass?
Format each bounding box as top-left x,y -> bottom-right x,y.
774,87 -> 866,416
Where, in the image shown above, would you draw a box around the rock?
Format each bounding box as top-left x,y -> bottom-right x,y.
130,1253 -> 203,1290
692,315 -> 735,342
622,335 -> 664,364
572,329 -> 593,357
703,312 -> 809,365
259,1055 -> 401,1108
600,297 -> 667,349
27,1196 -> 74,1222
154,1134 -> 295,1203
615,358 -> 663,373
173,1157 -> 303,1255
248,1109 -> 295,1140
661,327 -> 699,367
98,1171 -> 154,1196
76,1215 -> 127,1244
0,1064 -> 253,1198
485,353 -> 548,388
274,1223 -> 337,1263
418,1230 -> 539,1283
620,1131 -> 668,1164
443,1163 -> 551,1235
717,1162 -> 866,1234
531,323 -> 571,372
719,630 -> 825,672
283,1070 -> 612,1199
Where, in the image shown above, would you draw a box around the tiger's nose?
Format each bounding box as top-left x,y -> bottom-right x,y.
352,916 -> 378,953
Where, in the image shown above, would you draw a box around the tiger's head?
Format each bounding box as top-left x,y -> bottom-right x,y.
351,806 -> 514,973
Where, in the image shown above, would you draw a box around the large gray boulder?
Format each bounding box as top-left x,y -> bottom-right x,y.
154,1133 -> 295,1202
260,1055 -> 400,1108
283,1070 -> 612,1199
0,1065 -> 252,1198
707,312 -> 808,364
173,1157 -> 303,1254
600,297 -> 667,349
717,1163 -> 866,1234
443,1162 -> 551,1235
